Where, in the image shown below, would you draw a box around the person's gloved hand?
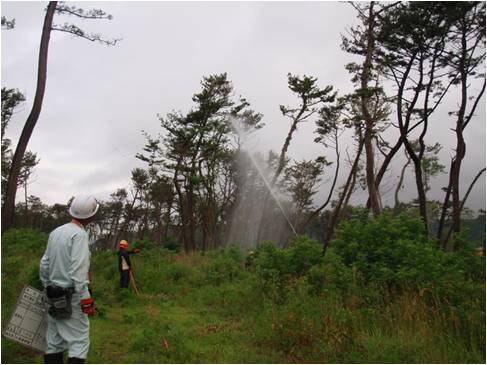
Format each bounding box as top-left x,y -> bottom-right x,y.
133,247 -> 141,253
80,297 -> 96,315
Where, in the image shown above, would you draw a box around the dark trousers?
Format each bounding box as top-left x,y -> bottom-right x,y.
120,270 -> 130,288
44,352 -> 85,363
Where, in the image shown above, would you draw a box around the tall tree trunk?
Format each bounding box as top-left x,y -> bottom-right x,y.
2,1 -> 57,234
119,189 -> 139,240
298,132 -> 340,233
394,49 -> 428,232
368,52 -> 415,210
178,197 -> 190,252
371,137 -> 403,208
273,117 -> 302,184
111,213 -> 121,247
437,160 -> 454,247
393,152 -> 411,215
449,17 -> 472,237
444,167 -> 486,249
341,152 -> 360,216
256,100 -> 308,241
162,202 -> 172,242
24,182 -> 28,227
440,9 -> 485,245
409,149 -> 429,232
139,200 -> 150,240
201,200 -> 216,250
451,57 -> 468,235
361,2 -> 381,217
324,137 -> 364,253
186,183 -> 197,251
172,160 -> 190,252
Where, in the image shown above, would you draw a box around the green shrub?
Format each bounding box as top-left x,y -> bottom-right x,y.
307,250 -> 354,296
333,214 -> 440,286
131,237 -> 174,252
131,237 -> 153,251
287,235 -> 323,276
203,247 -> 244,285
163,235 -> 182,253
255,236 -> 323,287
331,213 -> 485,311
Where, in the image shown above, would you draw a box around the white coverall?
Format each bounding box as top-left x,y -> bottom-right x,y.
39,222 -> 91,359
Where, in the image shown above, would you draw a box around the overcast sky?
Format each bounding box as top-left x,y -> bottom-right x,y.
1,1 -> 485,212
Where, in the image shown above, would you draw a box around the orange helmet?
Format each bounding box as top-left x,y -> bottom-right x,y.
119,240 -> 129,249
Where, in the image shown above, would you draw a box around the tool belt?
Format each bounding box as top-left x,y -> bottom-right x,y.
45,285 -> 74,319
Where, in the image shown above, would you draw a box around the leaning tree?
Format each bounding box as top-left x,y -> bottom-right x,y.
2,1 -> 120,234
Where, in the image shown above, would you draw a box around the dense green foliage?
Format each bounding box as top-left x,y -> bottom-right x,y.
1,222 -> 485,363
333,214 -> 484,288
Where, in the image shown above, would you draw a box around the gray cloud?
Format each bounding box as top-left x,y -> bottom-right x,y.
2,1 -> 485,212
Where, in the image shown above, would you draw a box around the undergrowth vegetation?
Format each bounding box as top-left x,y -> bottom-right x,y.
1,214 -> 485,363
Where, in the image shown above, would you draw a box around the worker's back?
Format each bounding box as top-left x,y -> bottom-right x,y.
39,195 -> 98,364
40,222 -> 90,292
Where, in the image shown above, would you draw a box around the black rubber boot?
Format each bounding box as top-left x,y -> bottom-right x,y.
67,358 -> 85,364
44,352 -> 64,363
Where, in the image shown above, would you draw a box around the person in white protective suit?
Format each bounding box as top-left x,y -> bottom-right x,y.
39,195 -> 99,364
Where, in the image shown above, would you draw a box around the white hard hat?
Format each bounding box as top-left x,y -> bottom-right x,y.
68,195 -> 99,219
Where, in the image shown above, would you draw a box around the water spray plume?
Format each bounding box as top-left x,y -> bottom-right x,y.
230,116 -> 298,238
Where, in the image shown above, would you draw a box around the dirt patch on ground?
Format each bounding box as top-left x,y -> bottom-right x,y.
145,304 -> 161,319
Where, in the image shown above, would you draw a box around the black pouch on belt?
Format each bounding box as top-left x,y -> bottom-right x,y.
46,285 -> 74,319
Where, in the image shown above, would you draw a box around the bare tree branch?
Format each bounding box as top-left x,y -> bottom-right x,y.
444,167 -> 486,247
462,77 -> 486,130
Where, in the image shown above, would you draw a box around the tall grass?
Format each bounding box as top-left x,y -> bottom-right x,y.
1,220 -> 485,363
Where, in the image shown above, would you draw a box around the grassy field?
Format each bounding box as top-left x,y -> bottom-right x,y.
1,225 -> 485,363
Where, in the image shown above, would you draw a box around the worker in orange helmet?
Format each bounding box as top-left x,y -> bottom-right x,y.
118,240 -> 140,288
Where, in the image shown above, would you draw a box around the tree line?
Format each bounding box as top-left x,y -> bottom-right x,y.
1,1 -> 485,253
